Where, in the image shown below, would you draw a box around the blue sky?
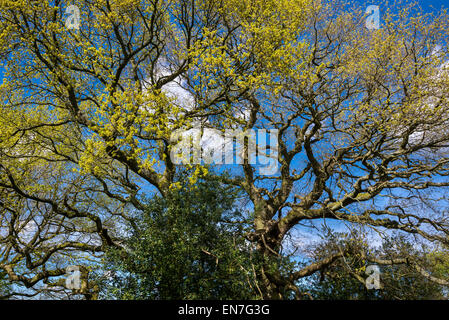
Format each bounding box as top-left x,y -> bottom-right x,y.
417,0 -> 448,10
360,0 -> 448,10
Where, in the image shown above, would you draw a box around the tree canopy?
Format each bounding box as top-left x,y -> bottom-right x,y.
1,0 -> 449,299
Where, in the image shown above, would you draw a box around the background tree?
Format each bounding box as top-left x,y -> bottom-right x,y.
302,232 -> 447,300
100,176 -> 261,299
